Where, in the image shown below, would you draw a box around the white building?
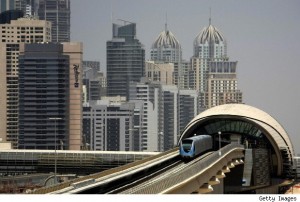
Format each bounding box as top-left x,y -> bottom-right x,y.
150,24 -> 186,88
129,79 -> 162,152
83,98 -> 135,151
192,19 -> 242,111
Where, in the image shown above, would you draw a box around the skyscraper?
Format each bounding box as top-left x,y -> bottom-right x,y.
129,79 -> 162,151
150,24 -> 181,63
0,0 -> 15,13
18,42 -> 82,150
204,61 -> 243,108
150,23 -> 183,87
0,17 -> 51,148
162,85 -> 178,151
2,0 -> 70,42
192,19 -> 242,110
14,0 -> 37,16
145,61 -> 174,85
37,0 -> 70,42
83,99 -> 135,151
106,22 -> 145,100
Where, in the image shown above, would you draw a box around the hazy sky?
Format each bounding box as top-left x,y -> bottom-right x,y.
71,0 -> 300,154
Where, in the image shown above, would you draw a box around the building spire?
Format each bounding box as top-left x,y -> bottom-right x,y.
165,12 -> 168,31
209,7 -> 212,25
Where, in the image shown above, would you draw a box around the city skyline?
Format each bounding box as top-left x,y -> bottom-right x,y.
71,0 -> 300,154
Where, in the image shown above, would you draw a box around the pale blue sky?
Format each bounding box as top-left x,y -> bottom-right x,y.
71,0 -> 300,154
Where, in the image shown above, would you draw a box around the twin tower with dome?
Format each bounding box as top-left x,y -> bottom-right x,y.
149,18 -> 242,110
151,18 -> 227,61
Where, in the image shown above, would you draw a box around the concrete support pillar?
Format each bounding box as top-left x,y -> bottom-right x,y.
209,176 -> 220,185
198,183 -> 214,194
222,166 -> 230,173
216,170 -> 226,178
227,162 -> 235,168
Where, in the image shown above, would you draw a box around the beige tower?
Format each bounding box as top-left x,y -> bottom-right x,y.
18,42 -> 82,150
145,61 -> 174,85
0,17 -> 51,147
62,42 -> 83,150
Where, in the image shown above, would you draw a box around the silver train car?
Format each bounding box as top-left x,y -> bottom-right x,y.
179,135 -> 212,159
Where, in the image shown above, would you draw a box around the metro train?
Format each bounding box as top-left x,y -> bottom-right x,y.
179,135 -> 212,159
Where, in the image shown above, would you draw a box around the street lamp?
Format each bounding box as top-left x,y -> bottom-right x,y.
218,131 -> 221,156
49,117 -> 62,185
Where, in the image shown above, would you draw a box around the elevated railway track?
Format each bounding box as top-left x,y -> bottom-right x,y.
33,143 -> 244,194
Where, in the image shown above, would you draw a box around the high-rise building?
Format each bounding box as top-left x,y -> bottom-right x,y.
0,17 -> 51,148
150,24 -> 184,88
1,0 -> 70,42
150,24 -> 181,63
0,9 -> 23,24
162,85 -> 178,151
192,19 -> 242,111
0,0 -> 15,13
129,78 -> 162,152
37,0 -> 70,42
161,87 -> 198,150
18,42 -> 82,150
178,89 -> 198,134
82,61 -> 106,103
106,22 -> 145,100
83,98 -> 135,151
14,0 -> 37,16
145,61 -> 174,85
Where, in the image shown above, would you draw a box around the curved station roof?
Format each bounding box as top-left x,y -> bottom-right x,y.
179,104 -> 295,175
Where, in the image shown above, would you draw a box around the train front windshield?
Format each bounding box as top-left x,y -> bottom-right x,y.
181,139 -> 193,152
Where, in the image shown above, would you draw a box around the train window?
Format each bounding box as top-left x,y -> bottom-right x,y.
182,139 -> 193,151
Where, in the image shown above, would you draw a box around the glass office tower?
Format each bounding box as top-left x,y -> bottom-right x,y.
106,22 -> 145,100
18,43 -> 69,149
37,0 -> 70,42
18,42 -> 82,150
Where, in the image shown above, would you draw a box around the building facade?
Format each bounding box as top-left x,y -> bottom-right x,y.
145,61 -> 174,85
150,24 -> 184,88
0,0 -> 15,13
204,61 -> 243,108
106,22 -> 145,100
0,9 -> 24,24
129,79 -> 162,152
0,17 -> 51,147
162,85 -> 178,151
37,0 -> 70,42
192,19 -> 242,111
83,99 -> 135,151
18,42 -> 82,150
1,0 -> 70,42
82,61 -> 106,103
178,89 -> 198,134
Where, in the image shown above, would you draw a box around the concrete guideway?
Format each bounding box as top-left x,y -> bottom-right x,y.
129,144 -> 244,194
33,148 -> 178,194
